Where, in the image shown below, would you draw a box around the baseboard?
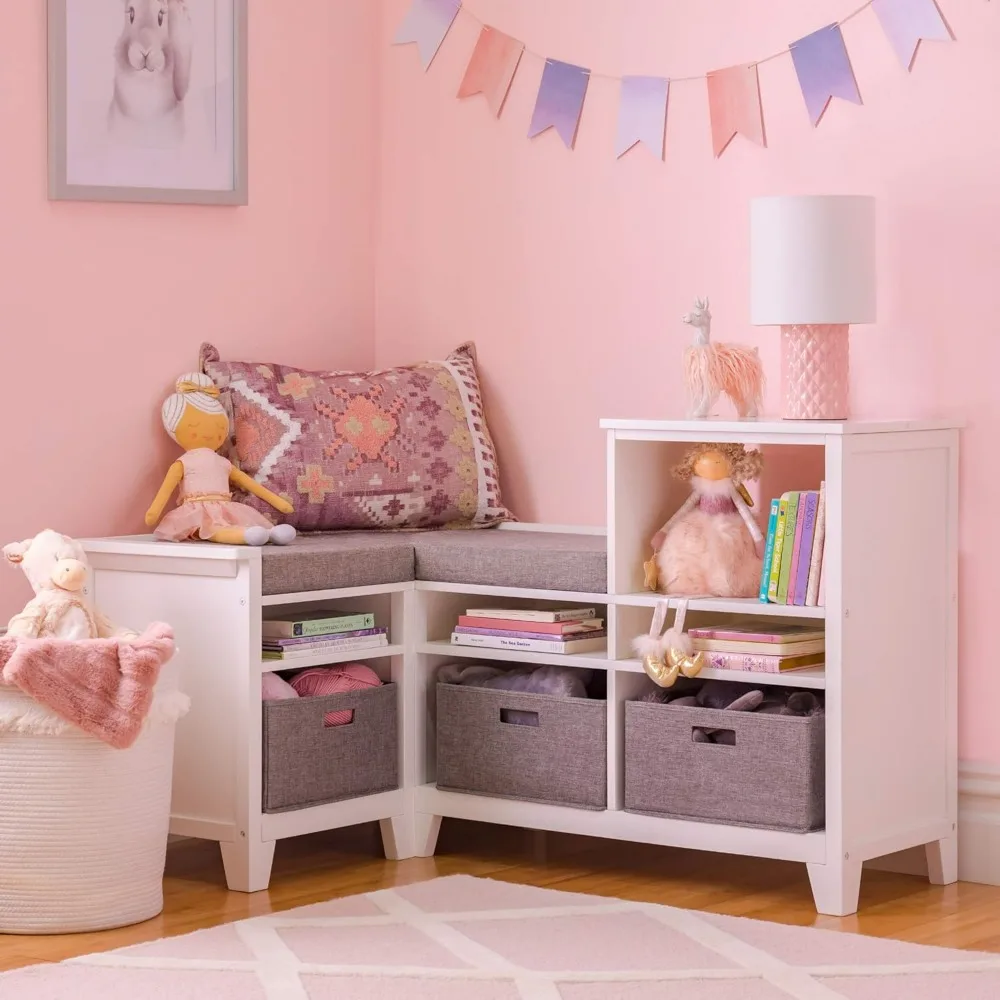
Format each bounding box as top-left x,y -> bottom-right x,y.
866,762 -> 1000,883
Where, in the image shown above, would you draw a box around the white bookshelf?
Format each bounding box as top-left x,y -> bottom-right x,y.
80,416 -> 959,916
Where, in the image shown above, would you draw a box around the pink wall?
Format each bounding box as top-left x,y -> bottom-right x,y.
0,1 -> 379,616
376,1 -> 998,760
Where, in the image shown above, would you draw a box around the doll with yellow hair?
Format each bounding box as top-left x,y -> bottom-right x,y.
145,373 -> 296,545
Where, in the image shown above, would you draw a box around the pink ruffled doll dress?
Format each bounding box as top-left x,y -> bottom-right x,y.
154,448 -> 275,542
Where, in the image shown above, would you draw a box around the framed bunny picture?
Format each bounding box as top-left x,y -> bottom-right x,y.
47,0 -> 249,205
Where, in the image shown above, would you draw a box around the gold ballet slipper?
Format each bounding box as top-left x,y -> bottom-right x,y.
642,653 -> 680,688
666,646 -> 704,678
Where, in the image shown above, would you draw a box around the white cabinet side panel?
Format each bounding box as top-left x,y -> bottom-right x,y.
840,434 -> 953,855
91,564 -> 250,833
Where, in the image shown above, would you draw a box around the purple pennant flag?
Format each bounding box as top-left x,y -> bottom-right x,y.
790,23 -> 862,127
616,76 -> 669,160
528,59 -> 591,149
393,0 -> 461,70
872,0 -> 951,71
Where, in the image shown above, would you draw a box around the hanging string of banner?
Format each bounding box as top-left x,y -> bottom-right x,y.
393,0 -> 954,158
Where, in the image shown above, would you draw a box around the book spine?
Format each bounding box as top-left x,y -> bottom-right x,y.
776,492 -> 800,604
767,496 -> 789,602
793,491 -> 819,606
262,635 -> 388,659
263,627 -> 386,648
687,627 -> 810,644
758,498 -> 780,603
455,616 -> 600,634
450,632 -> 603,654
787,493 -> 807,605
464,608 -> 596,623
703,650 -> 822,673
263,613 -> 376,638
805,482 -> 827,607
818,536 -> 827,607
454,626 -> 607,642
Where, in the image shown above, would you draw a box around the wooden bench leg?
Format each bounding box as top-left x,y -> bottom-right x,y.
807,858 -> 863,916
380,812 -> 442,860
220,837 -> 276,893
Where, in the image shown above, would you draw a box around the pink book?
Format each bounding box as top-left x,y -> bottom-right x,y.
805,482 -> 827,606
687,624 -> 824,644
785,498 -> 807,605
818,536 -> 827,607
455,615 -> 602,635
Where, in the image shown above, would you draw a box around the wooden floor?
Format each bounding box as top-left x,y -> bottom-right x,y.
3,819 -> 1000,971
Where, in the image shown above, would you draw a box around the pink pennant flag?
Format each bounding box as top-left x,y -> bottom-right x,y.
872,0 -> 951,71
617,76 -> 669,160
706,64 -> 766,158
528,59 -> 591,149
393,0 -> 461,70
790,24 -> 862,127
458,26 -> 525,116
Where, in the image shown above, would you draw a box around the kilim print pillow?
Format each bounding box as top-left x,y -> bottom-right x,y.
199,343 -> 515,532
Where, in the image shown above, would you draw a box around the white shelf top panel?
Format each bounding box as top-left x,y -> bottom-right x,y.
601,417 -> 962,436
260,643 -> 404,673
616,657 -> 825,689
614,592 -> 826,619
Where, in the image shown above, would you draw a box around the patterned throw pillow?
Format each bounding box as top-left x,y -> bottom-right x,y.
199,343 -> 515,531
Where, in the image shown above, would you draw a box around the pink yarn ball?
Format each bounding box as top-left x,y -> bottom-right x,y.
289,663 -> 382,726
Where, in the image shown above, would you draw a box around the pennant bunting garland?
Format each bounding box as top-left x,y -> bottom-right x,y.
706,64 -> 766,158
393,0 -> 967,160
617,76 -> 670,160
458,27 -> 525,116
790,24 -> 863,126
528,59 -> 591,149
872,0 -> 951,71
393,0 -> 461,70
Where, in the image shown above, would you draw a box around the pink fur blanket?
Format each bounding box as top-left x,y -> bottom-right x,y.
0,623 -> 175,750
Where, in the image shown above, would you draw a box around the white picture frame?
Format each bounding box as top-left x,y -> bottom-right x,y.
47,0 -> 248,205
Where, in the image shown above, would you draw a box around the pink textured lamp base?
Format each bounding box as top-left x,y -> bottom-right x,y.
780,323 -> 850,420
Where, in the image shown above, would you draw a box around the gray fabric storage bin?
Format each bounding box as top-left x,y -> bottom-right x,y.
263,683 -> 398,813
624,701 -> 824,832
436,683 -> 607,810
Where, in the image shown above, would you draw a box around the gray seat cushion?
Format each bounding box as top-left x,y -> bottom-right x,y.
410,530 -> 607,594
260,533 -> 415,596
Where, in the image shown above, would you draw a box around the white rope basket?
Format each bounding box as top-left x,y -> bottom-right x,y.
0,669 -> 189,934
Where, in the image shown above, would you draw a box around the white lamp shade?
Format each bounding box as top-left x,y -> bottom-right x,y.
750,195 -> 876,326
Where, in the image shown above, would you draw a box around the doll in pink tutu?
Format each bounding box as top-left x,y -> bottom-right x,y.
648,443 -> 764,598
145,373 -> 296,546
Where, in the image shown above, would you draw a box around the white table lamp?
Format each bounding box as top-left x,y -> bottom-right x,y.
750,195 -> 876,420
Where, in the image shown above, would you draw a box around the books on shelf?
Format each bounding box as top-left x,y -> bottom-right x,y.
687,623 -> 824,675
262,611 -> 375,639
262,628 -> 389,660
450,607 -> 606,655
758,482 -> 826,606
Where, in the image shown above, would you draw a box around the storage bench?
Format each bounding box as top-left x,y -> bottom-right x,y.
624,699 -> 825,833
262,684 -> 398,813
436,682 -> 607,810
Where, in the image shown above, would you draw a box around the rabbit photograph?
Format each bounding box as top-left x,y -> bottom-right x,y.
50,0 -> 246,203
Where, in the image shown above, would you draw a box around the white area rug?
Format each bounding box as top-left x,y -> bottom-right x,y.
3,875 -> 1000,998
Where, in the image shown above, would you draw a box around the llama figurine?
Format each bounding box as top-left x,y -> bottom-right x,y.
682,298 -> 764,419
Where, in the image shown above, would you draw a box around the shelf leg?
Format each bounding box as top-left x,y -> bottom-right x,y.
925,837 -> 958,885
220,837 -> 276,893
380,812 -> 442,860
806,858 -> 863,916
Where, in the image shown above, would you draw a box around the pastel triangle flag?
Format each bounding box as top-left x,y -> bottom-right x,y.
393,0 -> 461,70
706,64 -> 765,158
790,23 -> 862,126
617,76 -> 669,160
528,59 -> 591,149
872,0 -> 951,71
458,26 -> 525,116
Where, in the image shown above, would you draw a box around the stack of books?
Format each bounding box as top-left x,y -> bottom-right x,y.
687,623 -> 825,674
758,483 -> 827,606
450,607 -> 606,654
262,610 -> 389,662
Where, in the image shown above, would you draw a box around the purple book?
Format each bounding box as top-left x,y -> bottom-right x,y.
453,626 -> 608,642
262,627 -> 387,648
793,492 -> 819,606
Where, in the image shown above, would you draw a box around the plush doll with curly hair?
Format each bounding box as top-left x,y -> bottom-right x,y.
647,443 -> 764,598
